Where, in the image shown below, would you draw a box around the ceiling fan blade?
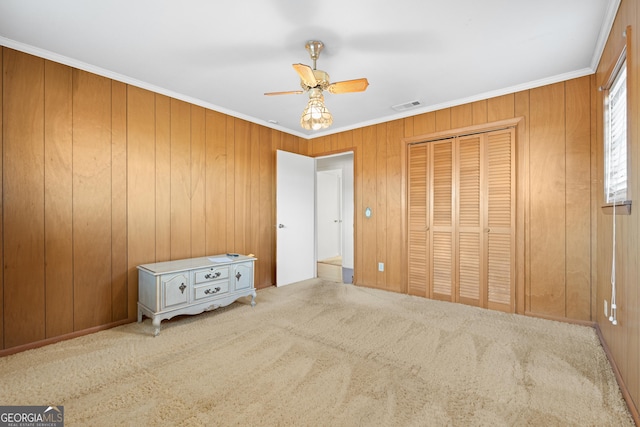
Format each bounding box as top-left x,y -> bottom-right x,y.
264,90 -> 304,96
327,78 -> 369,94
293,63 -> 317,87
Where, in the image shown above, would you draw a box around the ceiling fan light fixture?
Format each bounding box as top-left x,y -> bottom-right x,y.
265,40 -> 367,130
300,88 -> 333,130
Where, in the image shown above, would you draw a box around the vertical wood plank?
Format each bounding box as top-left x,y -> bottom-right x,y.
435,108 -> 451,132
589,74 -> 599,322
270,130 -> 279,284
234,120 -> 251,254
282,133 -> 295,152
205,110 -> 227,255
298,137 -> 311,156
386,121 -> 404,292
414,112 -> 436,136
404,117 -> 414,138
226,117 -> 236,252
258,126 -> 273,287
330,134 -> 339,151
249,123 -> 261,261
111,81 -> 128,321
565,76 -> 592,321
529,82 -> 566,317
514,91 -> 530,315
127,86 -> 156,320
487,94 -> 515,122
376,125 -> 388,289
451,104 -> 473,128
323,135 -> 333,153
72,70 -> 112,329
299,136 -> 307,154
3,49 -> 46,348
310,136 -> 325,156
338,132 -> 352,150
472,100 -> 488,125
353,128 -> 364,285
589,73 -> 602,325
361,126 -> 377,286
44,60 -> 74,337
191,105 -> 206,257
170,99 -> 191,260
155,95 -> 171,261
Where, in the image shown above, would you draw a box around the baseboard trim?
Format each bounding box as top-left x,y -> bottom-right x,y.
523,311 -> 596,327
594,323 -> 640,425
0,318 -> 132,357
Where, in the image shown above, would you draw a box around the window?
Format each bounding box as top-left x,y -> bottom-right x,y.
603,53 -> 628,204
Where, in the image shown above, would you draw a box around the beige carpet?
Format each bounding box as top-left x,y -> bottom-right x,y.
0,279 -> 633,426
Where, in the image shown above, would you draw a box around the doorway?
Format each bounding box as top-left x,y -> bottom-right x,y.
316,152 -> 354,283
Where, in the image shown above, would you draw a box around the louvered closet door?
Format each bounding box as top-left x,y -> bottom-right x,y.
430,139 -> 455,301
456,135 -> 483,307
484,129 -> 515,312
406,128 -> 515,312
407,144 -> 429,297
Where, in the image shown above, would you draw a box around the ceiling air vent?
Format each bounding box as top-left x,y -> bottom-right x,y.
391,100 -> 423,112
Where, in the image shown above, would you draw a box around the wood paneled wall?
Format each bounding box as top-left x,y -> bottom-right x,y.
0,47 -> 305,352
595,0 -> 640,417
307,79 -> 595,324
0,43 -> 610,375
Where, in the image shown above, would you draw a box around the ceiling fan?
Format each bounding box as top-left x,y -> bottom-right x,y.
264,40 -> 369,130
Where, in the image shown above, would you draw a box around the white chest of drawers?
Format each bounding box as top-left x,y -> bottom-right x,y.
137,255 -> 257,336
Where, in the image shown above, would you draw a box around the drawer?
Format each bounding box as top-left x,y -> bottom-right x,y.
194,281 -> 229,300
194,266 -> 229,284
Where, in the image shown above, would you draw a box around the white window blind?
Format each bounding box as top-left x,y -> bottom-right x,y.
604,60 -> 628,204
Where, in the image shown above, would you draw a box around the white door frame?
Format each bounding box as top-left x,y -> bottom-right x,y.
315,152 -> 354,275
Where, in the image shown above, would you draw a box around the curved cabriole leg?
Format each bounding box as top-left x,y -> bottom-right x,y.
152,318 -> 162,337
251,291 -> 257,307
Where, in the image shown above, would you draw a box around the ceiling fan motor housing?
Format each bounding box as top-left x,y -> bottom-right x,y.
300,69 -> 330,91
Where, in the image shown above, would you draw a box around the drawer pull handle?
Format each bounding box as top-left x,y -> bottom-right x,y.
205,271 -> 221,279
205,287 -> 221,295
179,283 -> 186,294
236,272 -> 242,281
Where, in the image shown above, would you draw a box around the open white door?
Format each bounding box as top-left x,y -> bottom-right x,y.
276,150 -> 315,286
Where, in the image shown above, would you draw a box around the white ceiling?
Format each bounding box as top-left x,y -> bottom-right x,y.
0,0 -> 619,139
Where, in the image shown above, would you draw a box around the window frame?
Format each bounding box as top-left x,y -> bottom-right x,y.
601,27 -> 632,214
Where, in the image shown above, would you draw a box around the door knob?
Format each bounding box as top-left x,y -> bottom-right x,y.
278,224 -> 285,228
